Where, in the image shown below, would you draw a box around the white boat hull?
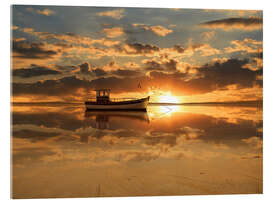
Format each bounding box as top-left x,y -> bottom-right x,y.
85,97 -> 149,110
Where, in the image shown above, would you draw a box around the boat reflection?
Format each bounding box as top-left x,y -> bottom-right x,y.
84,110 -> 150,130
12,104 -> 263,197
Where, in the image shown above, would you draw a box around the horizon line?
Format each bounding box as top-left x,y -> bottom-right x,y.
11,99 -> 263,105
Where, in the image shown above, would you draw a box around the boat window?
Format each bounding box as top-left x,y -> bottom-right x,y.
96,89 -> 110,97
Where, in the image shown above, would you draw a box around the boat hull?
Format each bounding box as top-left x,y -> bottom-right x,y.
85,97 -> 149,111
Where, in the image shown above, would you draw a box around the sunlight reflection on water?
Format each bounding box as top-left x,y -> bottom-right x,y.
11,103 -> 263,198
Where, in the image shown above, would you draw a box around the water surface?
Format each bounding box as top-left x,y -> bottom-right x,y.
11,104 -> 263,198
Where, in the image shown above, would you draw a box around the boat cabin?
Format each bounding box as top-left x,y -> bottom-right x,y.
95,89 -> 111,104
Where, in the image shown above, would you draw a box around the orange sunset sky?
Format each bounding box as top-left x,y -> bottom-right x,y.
11,6 -> 263,103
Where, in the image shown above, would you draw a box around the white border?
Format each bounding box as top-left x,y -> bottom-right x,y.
2,0 -> 269,202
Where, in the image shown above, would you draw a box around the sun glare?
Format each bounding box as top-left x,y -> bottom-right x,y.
158,92 -> 180,104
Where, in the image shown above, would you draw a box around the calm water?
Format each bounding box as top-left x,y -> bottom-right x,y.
11,104 -> 263,198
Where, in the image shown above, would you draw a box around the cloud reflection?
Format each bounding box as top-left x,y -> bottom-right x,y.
12,104 -> 262,197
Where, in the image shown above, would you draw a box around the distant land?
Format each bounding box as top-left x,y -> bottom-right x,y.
150,100 -> 263,107
12,101 -> 84,106
12,100 -> 262,107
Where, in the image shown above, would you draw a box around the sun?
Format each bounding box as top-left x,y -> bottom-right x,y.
158,92 -> 180,103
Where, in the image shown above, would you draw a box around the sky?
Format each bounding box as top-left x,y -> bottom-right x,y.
11,5 -> 263,103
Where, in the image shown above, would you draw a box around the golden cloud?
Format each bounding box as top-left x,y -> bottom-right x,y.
102,27 -> 124,38
26,7 -> 55,16
224,38 -> 262,54
22,27 -> 120,47
149,25 -> 173,37
97,9 -> 125,19
36,8 -> 55,16
133,24 -> 173,37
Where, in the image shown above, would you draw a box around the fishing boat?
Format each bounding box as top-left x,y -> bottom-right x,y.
85,89 -> 150,111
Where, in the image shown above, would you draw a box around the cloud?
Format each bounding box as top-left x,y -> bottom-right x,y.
201,31 -> 216,41
13,30 -> 220,64
75,62 -> 107,77
203,9 -> 261,17
224,38 -> 263,54
12,74 -> 148,98
122,43 -> 160,55
149,26 -> 173,37
12,40 -> 59,59
12,58 -> 262,99
111,69 -> 142,77
90,61 -> 142,77
242,57 -> 263,71
36,8 -> 55,16
13,65 -> 61,78
12,76 -> 87,96
11,38 -> 71,69
79,63 -> 90,74
147,58 -> 262,95
143,58 -> 178,72
194,44 -> 221,56
21,27 -> 120,47
99,61 -> 120,71
172,43 -> 221,57
97,9 -> 125,19
102,27 -> 124,38
12,28 -> 121,67
13,38 -> 26,42
92,68 -> 107,77
133,24 -> 173,37
199,17 -> 263,31
224,38 -> 263,72
26,7 -> 55,16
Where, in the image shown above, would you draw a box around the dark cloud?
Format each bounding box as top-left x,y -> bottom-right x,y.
88,75 -> 150,93
13,76 -> 90,96
79,63 -> 90,74
148,58 -> 262,95
55,65 -> 77,73
12,40 -> 58,59
195,58 -> 262,89
122,43 -> 160,54
199,17 -> 263,30
77,62 -> 107,77
172,45 -> 185,53
92,68 -> 107,77
144,59 -> 178,72
13,65 -> 61,78
12,58 -> 262,97
111,69 -> 142,77
12,74 -> 145,97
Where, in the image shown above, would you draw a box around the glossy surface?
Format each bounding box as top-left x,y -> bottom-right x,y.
11,104 -> 262,198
